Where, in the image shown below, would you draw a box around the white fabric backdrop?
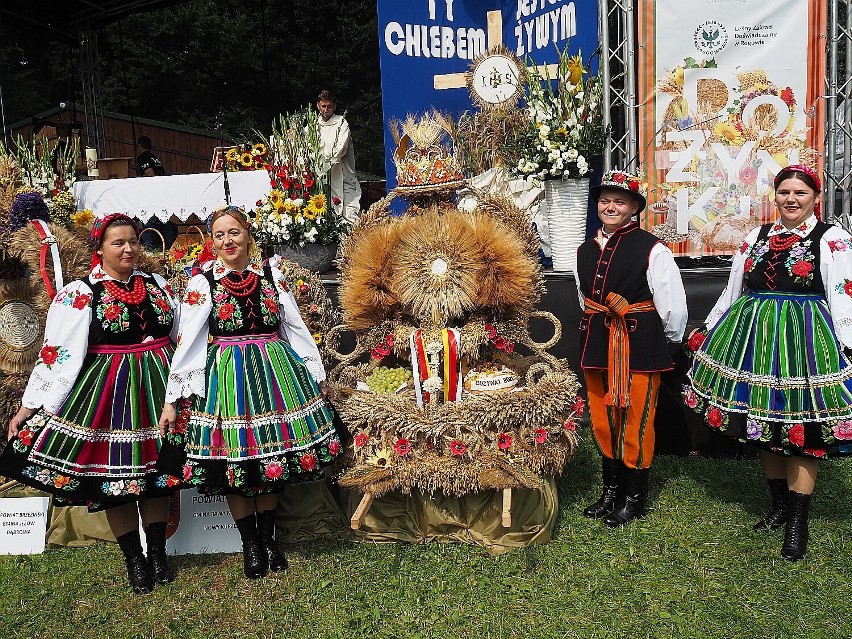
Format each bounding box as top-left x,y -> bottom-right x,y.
73,171 -> 270,222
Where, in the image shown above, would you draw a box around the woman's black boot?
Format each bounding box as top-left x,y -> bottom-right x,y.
234,513 -> 267,579
781,491 -> 811,561
583,457 -> 623,518
753,478 -> 789,531
116,530 -> 153,594
257,509 -> 288,572
145,521 -> 176,584
603,467 -> 649,528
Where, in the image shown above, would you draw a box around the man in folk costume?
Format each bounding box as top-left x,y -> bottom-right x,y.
574,169 -> 687,526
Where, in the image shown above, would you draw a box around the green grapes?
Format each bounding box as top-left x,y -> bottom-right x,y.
365,366 -> 412,394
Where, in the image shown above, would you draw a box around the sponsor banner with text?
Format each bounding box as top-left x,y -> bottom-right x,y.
637,0 -> 826,256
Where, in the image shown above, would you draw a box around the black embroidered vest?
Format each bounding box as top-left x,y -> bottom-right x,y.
88,275 -> 174,346
205,265 -> 281,338
744,222 -> 831,294
576,223 -> 673,372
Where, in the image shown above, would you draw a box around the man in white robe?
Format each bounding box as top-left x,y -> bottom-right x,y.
316,90 -> 361,223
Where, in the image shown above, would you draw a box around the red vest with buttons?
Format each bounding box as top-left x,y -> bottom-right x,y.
576,222 -> 674,372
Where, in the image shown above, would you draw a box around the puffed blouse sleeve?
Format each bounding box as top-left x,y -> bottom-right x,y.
704,227 -> 761,330
820,226 -> 852,349
21,281 -> 93,413
164,274 -> 212,403
151,272 -> 181,343
270,265 -> 326,383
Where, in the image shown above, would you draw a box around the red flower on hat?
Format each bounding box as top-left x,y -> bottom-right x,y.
627,180 -> 640,191
612,172 -> 625,184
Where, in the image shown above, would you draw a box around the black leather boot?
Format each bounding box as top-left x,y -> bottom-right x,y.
781,491 -> 811,561
603,466 -> 649,528
257,509 -> 288,572
583,457 -> 623,518
234,513 -> 267,579
145,521 -> 176,585
116,530 -> 153,594
753,478 -> 789,531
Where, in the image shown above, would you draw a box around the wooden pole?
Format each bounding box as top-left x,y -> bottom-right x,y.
501,488 -> 512,527
350,491 -> 375,530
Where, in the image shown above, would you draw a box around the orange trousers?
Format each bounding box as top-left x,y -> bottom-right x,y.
584,370 -> 661,470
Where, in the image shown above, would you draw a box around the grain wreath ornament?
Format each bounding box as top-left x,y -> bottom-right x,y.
329,112 -> 584,528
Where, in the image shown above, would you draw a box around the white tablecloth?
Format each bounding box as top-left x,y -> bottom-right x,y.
73,171 -> 270,222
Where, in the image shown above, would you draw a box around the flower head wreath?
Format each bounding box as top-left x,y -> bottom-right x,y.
89,213 -> 140,269
774,164 -> 822,220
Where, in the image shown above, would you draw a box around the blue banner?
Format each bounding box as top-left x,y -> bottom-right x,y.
377,0 -> 600,189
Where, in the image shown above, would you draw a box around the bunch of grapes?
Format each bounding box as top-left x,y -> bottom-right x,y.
365,366 -> 411,394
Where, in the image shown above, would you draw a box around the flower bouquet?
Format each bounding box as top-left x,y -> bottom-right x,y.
505,48 -> 606,182
223,142 -> 269,172
252,108 -> 349,253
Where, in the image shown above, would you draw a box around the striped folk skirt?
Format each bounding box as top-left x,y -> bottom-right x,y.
689,291 -> 852,457
177,334 -> 340,497
0,339 -> 179,510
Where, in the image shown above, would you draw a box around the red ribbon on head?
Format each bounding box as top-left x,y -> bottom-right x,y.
89,213 -> 140,269
774,165 -> 823,220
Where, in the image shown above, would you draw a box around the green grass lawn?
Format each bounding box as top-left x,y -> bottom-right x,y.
2,436 -> 852,639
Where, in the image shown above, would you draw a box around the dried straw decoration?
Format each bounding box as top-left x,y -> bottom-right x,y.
331,181 -> 582,497
0,373 -> 28,455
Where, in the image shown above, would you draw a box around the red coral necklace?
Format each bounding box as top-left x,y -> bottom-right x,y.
769,232 -> 800,252
103,276 -> 147,305
220,271 -> 259,297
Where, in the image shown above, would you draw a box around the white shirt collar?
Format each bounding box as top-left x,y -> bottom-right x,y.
211,259 -> 264,281
769,214 -> 818,238
89,265 -> 148,283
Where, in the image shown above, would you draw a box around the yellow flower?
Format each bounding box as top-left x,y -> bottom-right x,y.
253,142 -> 267,156
713,121 -> 744,145
312,333 -> 323,344
672,66 -> 684,87
225,148 -> 239,161
566,53 -> 586,87
254,160 -> 265,170
70,209 -> 94,226
302,206 -> 318,221
269,190 -> 283,207
240,152 -> 253,167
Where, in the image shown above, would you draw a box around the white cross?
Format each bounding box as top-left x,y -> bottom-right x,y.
433,10 -> 559,90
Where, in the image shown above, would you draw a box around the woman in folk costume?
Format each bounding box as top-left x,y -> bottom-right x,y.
575,169 -> 687,527
158,205 -> 340,579
689,165 -> 852,561
0,214 -> 180,593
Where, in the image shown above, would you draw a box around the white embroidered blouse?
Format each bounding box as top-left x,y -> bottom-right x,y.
164,260 -> 326,404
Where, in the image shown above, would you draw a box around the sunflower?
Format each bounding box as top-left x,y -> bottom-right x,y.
240,152 -> 253,167
225,148 -> 239,162
566,53 -> 586,87
70,209 -> 94,227
253,142 -> 267,156
308,193 -> 327,213
254,160 -> 265,170
302,206 -> 318,221
268,190 -> 283,208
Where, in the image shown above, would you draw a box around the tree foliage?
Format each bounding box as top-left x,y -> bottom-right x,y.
0,0 -> 385,175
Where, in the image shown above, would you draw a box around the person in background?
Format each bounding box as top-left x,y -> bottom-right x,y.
159,205 -> 341,579
0,214 -> 180,593
689,165 -> 852,561
575,169 -> 687,527
316,90 -> 361,224
136,136 -> 166,177
135,136 -> 177,250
